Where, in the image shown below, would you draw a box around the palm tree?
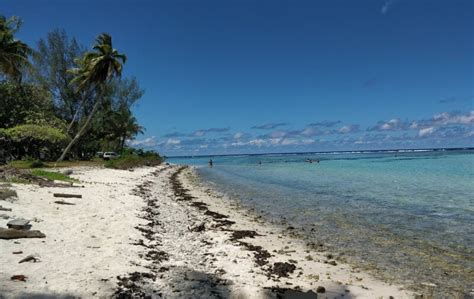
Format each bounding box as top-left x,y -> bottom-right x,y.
0,16 -> 32,82
112,107 -> 144,151
57,33 -> 126,161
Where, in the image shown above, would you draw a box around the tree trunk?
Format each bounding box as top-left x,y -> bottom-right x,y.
67,96 -> 85,134
120,135 -> 126,152
57,98 -> 101,162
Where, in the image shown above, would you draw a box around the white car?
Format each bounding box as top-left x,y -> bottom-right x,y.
103,152 -> 119,160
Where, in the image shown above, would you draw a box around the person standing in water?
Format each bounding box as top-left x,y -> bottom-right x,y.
209,159 -> 213,168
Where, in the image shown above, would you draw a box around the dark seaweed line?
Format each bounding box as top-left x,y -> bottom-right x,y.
171,167 -> 299,280
114,165 -> 171,298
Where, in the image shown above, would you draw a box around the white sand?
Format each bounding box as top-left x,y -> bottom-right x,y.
0,165 -> 414,298
0,166 -> 156,297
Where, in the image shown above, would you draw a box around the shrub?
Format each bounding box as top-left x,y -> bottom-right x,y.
6,124 -> 70,160
30,160 -> 45,168
105,151 -> 163,169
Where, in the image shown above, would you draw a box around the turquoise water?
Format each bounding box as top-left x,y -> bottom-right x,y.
169,150 -> 474,295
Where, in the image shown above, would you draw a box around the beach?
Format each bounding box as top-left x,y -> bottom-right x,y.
0,164 -> 416,298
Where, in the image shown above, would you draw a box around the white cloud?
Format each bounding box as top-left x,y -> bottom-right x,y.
166,138 -> 181,146
269,138 -> 282,145
248,139 -> 267,147
418,127 -> 435,137
193,130 -> 205,137
301,139 -> 315,145
432,111 -> 474,125
281,138 -> 298,146
127,136 -> 157,148
270,131 -> 287,138
300,127 -> 318,136
338,125 -> 359,134
381,0 -> 394,14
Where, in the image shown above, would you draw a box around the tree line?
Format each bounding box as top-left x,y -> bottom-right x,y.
0,15 -> 150,162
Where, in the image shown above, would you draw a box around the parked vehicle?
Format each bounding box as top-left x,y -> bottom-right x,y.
103,152 -> 119,160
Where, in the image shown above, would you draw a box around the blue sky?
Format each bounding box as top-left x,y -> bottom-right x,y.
4,0 -> 473,155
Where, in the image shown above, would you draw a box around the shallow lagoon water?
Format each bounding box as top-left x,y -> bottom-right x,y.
169,150 -> 474,296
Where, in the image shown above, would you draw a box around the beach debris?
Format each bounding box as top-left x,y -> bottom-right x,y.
316,286 -> 326,293
204,210 -> 228,219
270,262 -> 297,277
7,219 -> 31,230
0,213 -> 10,219
227,229 -> 261,241
10,275 -> 27,282
0,205 -> 12,211
115,272 -> 156,297
19,254 -> 41,263
239,241 -> 271,266
54,200 -> 76,205
306,274 -> 319,281
190,222 -> 206,232
39,181 -> 77,188
0,228 -> 46,239
53,193 -> 82,198
326,260 -> 337,266
265,287 -> 318,298
0,188 -> 17,202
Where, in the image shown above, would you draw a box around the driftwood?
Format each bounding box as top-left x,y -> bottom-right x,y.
0,206 -> 12,211
54,200 -> 76,205
0,228 -> 46,239
10,275 -> 27,282
19,255 -> 40,263
53,193 -> 82,198
40,181 -> 80,188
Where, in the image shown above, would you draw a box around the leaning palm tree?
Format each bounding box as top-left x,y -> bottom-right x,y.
57,33 -> 126,161
0,16 -> 32,82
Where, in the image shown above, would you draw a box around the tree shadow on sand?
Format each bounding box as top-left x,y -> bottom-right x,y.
163,266 -> 353,299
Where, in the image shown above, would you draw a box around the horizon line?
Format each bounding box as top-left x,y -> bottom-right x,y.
164,146 -> 474,158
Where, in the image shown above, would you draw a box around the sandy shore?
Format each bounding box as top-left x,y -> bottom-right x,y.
0,165 -> 414,298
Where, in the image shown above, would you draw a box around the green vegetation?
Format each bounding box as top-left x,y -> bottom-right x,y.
30,169 -> 77,183
0,15 -> 160,168
8,159 -> 102,169
8,159 -> 44,169
104,150 -> 163,170
3,177 -> 30,184
0,16 -> 32,82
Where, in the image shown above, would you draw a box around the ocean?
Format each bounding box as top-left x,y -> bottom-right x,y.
168,149 -> 474,295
